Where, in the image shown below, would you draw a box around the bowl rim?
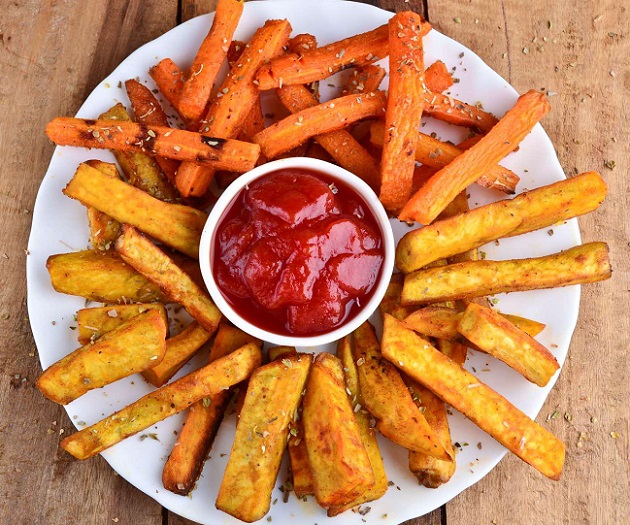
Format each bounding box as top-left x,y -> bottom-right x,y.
198,156 -> 396,347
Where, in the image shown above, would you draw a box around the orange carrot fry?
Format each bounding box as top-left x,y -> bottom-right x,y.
424,60 -> 454,93
149,58 -> 185,116
253,91 -> 386,159
177,0 -> 244,127
400,90 -> 551,224
125,79 -> 181,186
423,90 -> 498,133
287,34 -> 321,97
175,19 -> 292,197
370,121 -> 519,194
46,117 -> 259,173
379,12 -> 426,211
341,64 -> 386,96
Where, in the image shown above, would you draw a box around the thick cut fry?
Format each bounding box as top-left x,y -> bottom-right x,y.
303,353 -> 375,511
423,91 -> 499,132
64,163 -> 206,259
424,60 -> 454,93
99,104 -> 178,202
404,306 -> 546,342
401,242 -> 612,305
84,160 -> 122,252
115,226 -> 222,333
400,90 -> 552,224
149,58 -> 185,116
351,322 -> 450,459
330,335 -> 387,515
255,22 -> 430,89
37,310 -> 167,405
77,303 -> 168,345
379,12 -> 426,211
177,0 -> 244,126
142,322 -> 212,388
162,324 -> 260,495
457,304 -> 559,386
61,342 -> 262,460
370,121 -> 520,195
216,354 -> 312,522
396,171 -> 608,272
407,378 -> 455,488
46,117 -> 260,173
47,250 -> 167,304
253,91 -> 386,159
379,272 -> 416,321
124,79 -> 181,185
381,315 -> 565,480
175,19 -> 291,197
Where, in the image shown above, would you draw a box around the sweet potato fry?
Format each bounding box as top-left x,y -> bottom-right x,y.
63,163 -> 206,259
77,303 -> 168,345
83,160 -> 122,252
423,91 -> 499,132
401,242 -> 612,305
424,60 -> 454,93
177,0 -> 244,127
149,58 -> 185,118
124,79 -> 181,185
404,306 -> 546,342
302,353 -> 375,512
37,310 -> 167,405
46,117 -> 260,173
457,304 -> 559,386
330,335 -> 387,515
115,226 -> 222,333
175,19 -> 292,197
400,90 -> 551,224
381,315 -> 565,480
216,354 -> 312,522
370,121 -> 520,195
61,342 -> 262,460
351,321 -> 450,459
162,324 -> 260,495
396,171 -> 608,272
379,11 -> 426,211
142,322 -> 213,388
47,250 -> 167,304
253,91 -> 386,159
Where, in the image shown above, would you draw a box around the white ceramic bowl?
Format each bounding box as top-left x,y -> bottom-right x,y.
199,157 -> 395,347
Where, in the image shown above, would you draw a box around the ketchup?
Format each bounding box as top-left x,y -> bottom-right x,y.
213,169 -> 384,336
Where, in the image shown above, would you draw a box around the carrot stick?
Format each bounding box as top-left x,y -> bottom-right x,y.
424,60 -> 454,93
399,90 -> 551,224
149,58 -> 186,118
288,34 -> 321,98
341,64 -> 386,96
125,79 -> 181,186
370,121 -> 519,194
175,19 -> 292,197
46,117 -> 260,173
423,90 -> 498,133
253,91 -> 386,159
177,0 -> 244,127
379,12 -> 426,211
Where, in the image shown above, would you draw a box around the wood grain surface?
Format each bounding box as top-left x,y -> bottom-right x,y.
0,1 -> 627,524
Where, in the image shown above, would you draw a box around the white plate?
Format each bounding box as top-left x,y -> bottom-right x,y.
27,1 -> 581,524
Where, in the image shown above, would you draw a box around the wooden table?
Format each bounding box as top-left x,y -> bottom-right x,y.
1,1 -> 627,523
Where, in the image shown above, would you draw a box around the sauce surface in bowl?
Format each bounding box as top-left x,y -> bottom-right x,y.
212,168 -> 385,335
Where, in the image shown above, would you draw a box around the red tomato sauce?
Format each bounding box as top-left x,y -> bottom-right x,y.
212,168 -> 385,336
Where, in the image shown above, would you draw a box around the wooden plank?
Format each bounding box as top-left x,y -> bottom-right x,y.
0,1 -> 176,524
428,1 -> 629,525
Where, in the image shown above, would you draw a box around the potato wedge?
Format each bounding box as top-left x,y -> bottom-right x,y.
61,342 -> 262,460
381,314 -> 565,480
378,272 -> 416,321
37,310 -> 167,405
47,250 -> 167,304
397,171 -> 607,273
64,163 -> 206,258
216,353 -> 312,522
115,226 -> 222,333
457,304 -> 559,386
329,335 -> 387,514
84,160 -> 122,252
303,353 -> 375,511
351,321 -> 450,460
402,242 -> 612,305
77,303 -> 168,345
